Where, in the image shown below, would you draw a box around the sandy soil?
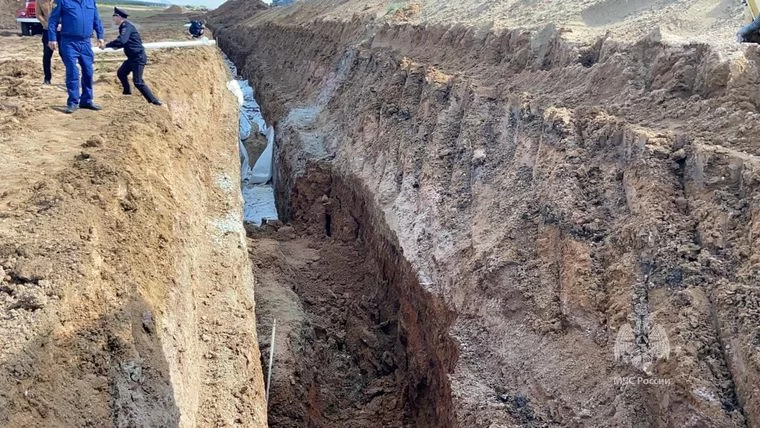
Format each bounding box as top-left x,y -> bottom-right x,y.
0,12 -> 267,427
0,0 -> 20,30
211,0 -> 760,426
211,0 -> 751,46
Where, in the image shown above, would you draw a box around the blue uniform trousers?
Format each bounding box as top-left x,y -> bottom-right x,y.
60,37 -> 95,107
739,14 -> 760,42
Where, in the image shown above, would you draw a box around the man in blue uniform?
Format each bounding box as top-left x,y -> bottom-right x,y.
738,13 -> 760,43
106,7 -> 161,105
47,0 -> 105,114
188,19 -> 204,38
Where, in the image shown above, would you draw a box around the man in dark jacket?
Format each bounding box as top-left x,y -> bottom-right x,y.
188,20 -> 204,38
106,7 -> 161,105
36,0 -> 61,85
47,0 -> 105,113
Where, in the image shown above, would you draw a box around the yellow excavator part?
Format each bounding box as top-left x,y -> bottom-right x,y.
748,0 -> 759,20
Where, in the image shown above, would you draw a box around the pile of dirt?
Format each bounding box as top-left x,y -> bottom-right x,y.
212,1 -> 760,426
0,12 -> 267,427
205,0 -> 268,31
220,0 -> 750,46
162,5 -> 187,14
243,130 -> 268,163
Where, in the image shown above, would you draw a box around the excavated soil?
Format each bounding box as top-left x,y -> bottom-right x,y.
212,0 -> 760,426
249,167 -> 457,427
208,0 -> 750,46
2,0 -> 760,425
0,12 -> 267,427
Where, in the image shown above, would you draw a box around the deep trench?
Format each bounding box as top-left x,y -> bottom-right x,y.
228,67 -> 459,426
252,164 -> 459,428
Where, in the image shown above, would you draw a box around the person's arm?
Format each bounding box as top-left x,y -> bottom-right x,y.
47,0 -> 61,43
93,2 -> 104,46
105,24 -> 133,48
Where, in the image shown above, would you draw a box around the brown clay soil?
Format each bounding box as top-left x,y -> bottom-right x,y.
248,227 -> 413,427
0,11 -> 267,428
3,0 -> 760,426
248,165 -> 457,427
210,0 -> 760,426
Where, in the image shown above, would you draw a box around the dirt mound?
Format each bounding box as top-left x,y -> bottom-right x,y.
162,4 -> 186,13
228,0 -> 749,45
212,4 -> 760,426
205,0 -> 267,30
0,14 -> 267,428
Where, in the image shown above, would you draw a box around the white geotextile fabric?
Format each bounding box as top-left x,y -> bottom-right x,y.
227,70 -> 278,225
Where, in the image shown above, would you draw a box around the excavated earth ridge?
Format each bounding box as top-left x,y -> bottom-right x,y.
212,12 -> 760,427
0,40 -> 267,427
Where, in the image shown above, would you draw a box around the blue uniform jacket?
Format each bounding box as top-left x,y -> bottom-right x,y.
48,0 -> 104,41
105,20 -> 145,60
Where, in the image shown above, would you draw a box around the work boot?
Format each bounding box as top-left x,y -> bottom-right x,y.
79,103 -> 102,111
64,104 -> 78,114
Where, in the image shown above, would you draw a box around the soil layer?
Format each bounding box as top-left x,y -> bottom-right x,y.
213,2 -> 760,426
250,165 -> 457,427
0,12 -> 267,427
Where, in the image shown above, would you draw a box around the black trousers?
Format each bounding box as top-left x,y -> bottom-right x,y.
41,30 -> 62,82
117,56 -> 159,103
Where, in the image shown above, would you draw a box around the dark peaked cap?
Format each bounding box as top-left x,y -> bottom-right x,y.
113,7 -> 129,18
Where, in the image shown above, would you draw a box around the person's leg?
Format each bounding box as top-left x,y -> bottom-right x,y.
59,40 -> 80,107
117,59 -> 132,94
42,31 -> 52,83
78,40 -> 96,106
132,60 -> 160,104
738,14 -> 760,42
746,30 -> 760,44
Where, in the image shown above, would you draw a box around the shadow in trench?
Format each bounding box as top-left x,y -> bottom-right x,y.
251,163 -> 458,428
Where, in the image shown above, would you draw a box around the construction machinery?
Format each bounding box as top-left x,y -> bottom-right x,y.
15,0 -> 42,36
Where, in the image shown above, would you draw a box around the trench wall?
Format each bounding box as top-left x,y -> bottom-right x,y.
213,15 -> 760,426
0,47 -> 267,427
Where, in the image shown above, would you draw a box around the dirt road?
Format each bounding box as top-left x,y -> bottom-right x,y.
0,12 -> 267,427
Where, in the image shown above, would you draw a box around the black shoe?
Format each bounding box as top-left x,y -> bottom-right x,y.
65,104 -> 78,114
123,91 -> 131,95
43,80 -> 51,85
150,100 -> 162,106
79,103 -> 101,111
